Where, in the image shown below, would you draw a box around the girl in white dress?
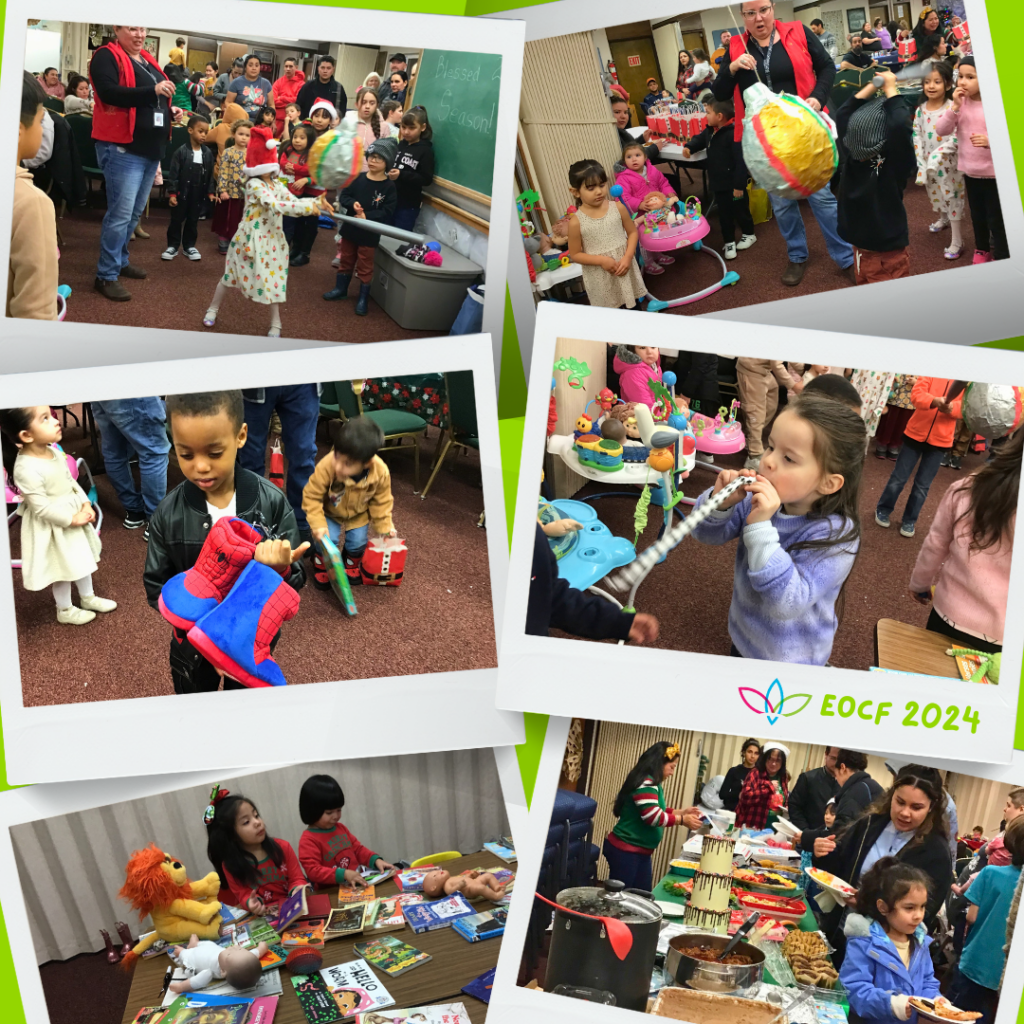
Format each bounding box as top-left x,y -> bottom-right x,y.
1,406 -> 116,625
913,62 -> 965,260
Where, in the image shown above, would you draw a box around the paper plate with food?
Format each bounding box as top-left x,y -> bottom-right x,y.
733,867 -> 800,894
908,998 -> 983,1022
734,889 -> 808,924
806,867 -> 857,913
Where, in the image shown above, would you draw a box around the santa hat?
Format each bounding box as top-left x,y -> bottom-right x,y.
245,125 -> 280,177
309,98 -> 339,121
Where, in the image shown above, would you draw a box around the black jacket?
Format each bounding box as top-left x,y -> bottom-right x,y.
297,76 -> 348,119
800,770 -> 881,851
144,467 -> 305,610
32,112 -> 87,208
671,352 -> 720,415
337,173 -> 397,248
526,523 -> 634,641
685,122 -> 748,193
393,139 -> 435,209
788,766 -> 840,832
720,763 -> 752,812
836,94 -> 916,252
165,142 -> 215,200
819,812 -> 951,931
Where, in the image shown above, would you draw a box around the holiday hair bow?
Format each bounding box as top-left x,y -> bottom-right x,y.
665,743 -> 680,760
203,784 -> 230,824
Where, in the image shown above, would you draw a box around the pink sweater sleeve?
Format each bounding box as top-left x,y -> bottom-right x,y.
615,170 -> 648,213
934,106 -> 958,137
909,482 -> 961,593
647,164 -> 676,198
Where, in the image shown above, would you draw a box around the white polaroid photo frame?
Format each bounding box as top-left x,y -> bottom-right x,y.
489,715 -> 1024,1024
0,334 -> 523,784
0,0 -> 525,390
494,0 -> 1024,350
499,301 -> 1024,765
0,747 -> 528,1024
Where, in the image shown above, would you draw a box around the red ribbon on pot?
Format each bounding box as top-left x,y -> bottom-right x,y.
534,892 -> 634,961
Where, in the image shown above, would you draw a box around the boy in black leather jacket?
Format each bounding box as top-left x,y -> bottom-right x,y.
144,390 -> 307,693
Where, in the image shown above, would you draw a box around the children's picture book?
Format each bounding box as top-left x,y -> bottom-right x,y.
393,892 -> 425,909
326,903 -> 369,938
247,995 -> 279,1024
462,967 -> 495,1004
268,888 -> 308,932
338,883 -> 376,903
354,1004 -> 471,1024
139,933 -> 174,958
233,918 -> 281,949
282,917 -> 327,947
352,934 -> 432,976
360,866 -> 397,886
394,868 -> 435,892
162,999 -> 250,1024
452,908 -> 507,942
292,974 -> 343,1024
260,944 -> 288,970
321,959 -> 396,1019
219,904 -> 251,925
206,967 -> 283,1001
403,893 -> 475,934
301,894 -> 333,920
483,841 -> 516,862
365,896 -> 406,932
131,1009 -> 168,1024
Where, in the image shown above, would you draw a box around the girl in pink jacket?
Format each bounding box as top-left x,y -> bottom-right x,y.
908,427 -> 1021,652
613,345 -> 663,405
935,58 -> 1005,263
616,141 -> 678,275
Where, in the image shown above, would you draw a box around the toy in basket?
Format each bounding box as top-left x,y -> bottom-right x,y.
610,185 -> 739,311
690,400 -> 746,456
361,535 -> 407,586
315,536 -> 358,616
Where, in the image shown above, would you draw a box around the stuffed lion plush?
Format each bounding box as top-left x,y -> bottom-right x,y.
119,843 -> 223,966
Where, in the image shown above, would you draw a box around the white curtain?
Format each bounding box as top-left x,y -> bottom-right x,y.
14,751 -> 510,965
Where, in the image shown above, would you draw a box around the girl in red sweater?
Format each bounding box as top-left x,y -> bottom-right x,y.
206,790 -> 309,915
280,121 -> 325,266
298,774 -> 397,888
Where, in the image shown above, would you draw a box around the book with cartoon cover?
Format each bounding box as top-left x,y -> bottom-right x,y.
352,934 -> 432,976
291,974 -> 341,1024
326,903 -> 368,938
354,1003 -> 471,1024
339,883 -> 376,904
260,944 -> 288,970
281,917 -> 327,947
394,868 -> 434,892
320,959 -> 395,1019
403,893 -> 475,933
365,896 -> 406,932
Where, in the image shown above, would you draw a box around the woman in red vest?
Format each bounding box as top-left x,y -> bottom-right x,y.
90,25 -> 179,302
711,1 -> 855,287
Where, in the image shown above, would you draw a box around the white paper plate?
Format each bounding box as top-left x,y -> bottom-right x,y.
909,1000 -> 982,1023
656,900 -> 687,917
773,818 -> 800,838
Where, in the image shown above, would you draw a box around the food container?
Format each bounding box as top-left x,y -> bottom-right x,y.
651,986 -> 786,1023
541,880 -> 663,1011
664,931 -> 766,993
734,890 -> 808,925
669,860 -> 701,877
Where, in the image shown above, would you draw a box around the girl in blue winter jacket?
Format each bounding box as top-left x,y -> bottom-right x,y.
840,857 -> 948,1024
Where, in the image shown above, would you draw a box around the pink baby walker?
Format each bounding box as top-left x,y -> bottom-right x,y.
611,186 -> 739,311
5,442 -> 101,569
689,398 -> 746,456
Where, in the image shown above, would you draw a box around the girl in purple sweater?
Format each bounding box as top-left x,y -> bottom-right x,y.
935,59 -> 1005,263
691,394 -> 865,665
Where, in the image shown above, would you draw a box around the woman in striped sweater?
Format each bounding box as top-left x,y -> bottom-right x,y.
603,741 -> 703,890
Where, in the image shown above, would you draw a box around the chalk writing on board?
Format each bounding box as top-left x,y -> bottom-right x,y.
430,53 -> 498,136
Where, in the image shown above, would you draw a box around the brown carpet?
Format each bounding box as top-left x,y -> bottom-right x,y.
39,949 -> 133,1024
552,430 -> 988,670
583,169 -> 975,312
12,410 -> 495,706
56,200 -> 434,342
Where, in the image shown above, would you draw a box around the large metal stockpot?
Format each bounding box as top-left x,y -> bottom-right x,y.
664,931 -> 766,993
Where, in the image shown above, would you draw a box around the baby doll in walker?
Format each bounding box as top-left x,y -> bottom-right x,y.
421,868 -> 508,902
638,192 -> 680,232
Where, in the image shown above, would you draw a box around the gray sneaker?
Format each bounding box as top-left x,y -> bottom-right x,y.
900,522 -> 916,538
875,511 -> 891,528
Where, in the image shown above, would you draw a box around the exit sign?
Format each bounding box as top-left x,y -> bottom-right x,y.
627,55 -> 641,66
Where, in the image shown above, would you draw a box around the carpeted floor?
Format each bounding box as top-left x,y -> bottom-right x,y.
551,427 -> 990,670
12,409 -> 496,706
573,166 -> 976,312
56,200 -> 436,343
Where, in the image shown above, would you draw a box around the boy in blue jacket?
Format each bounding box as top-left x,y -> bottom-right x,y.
840,857 -> 946,1024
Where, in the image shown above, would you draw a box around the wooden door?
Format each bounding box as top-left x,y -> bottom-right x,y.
870,5 -> 891,32
682,31 -> 707,55
609,36 -> 662,111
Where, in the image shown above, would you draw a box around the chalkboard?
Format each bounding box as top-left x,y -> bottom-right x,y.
408,49 -> 501,200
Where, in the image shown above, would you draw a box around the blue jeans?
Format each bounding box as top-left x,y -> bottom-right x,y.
601,837 -> 653,891
948,966 -> 998,1024
393,205 -> 419,232
327,519 -> 368,554
91,398 -> 171,518
876,437 -> 945,528
95,142 -> 160,281
768,184 -> 853,267
238,385 -> 319,535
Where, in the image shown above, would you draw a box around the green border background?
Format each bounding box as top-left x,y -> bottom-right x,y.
0,2 -> 1022,1017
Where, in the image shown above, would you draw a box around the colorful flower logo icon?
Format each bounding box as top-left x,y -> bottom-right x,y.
738,679 -> 813,726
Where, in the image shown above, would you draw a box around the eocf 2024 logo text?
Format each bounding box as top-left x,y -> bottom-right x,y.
739,680 -> 980,734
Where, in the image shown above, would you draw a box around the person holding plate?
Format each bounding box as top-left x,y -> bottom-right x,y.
812,765 -> 951,965
603,741 -> 703,890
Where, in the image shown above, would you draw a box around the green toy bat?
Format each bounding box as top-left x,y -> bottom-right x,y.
316,536 -> 358,616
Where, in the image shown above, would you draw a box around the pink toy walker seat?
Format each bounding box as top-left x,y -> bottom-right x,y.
690,412 -> 746,455
639,213 -> 710,252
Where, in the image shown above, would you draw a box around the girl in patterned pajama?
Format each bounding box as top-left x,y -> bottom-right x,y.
202,125 -> 332,337
914,62 -> 965,260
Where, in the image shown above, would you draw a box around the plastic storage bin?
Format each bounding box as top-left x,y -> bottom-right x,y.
371,237 -> 484,332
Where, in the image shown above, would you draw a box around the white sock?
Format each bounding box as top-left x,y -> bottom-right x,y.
269,304 -> 282,338
75,574 -> 94,598
950,219 -> 963,247
206,281 -> 229,321
53,581 -> 72,609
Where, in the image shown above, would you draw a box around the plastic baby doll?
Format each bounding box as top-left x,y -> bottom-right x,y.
639,192 -> 679,230
168,933 -> 266,994
421,868 -> 508,902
